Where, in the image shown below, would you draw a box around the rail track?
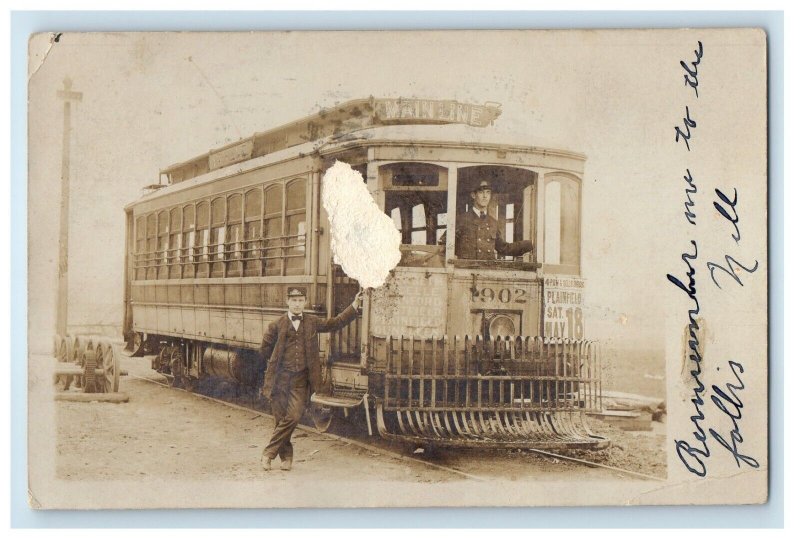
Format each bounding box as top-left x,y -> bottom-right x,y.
126,364 -> 665,483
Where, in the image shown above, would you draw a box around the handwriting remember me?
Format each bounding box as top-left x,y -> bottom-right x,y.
667,41 -> 760,478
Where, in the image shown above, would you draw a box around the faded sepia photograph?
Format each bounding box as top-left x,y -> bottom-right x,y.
26,29 -> 768,509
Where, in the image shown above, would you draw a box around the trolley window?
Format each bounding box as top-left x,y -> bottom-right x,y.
261,178 -> 307,277
146,213 -> 157,280
210,197 -> 225,277
157,210 -> 169,279
285,178 -> 306,276
263,184 -> 283,276
135,216 -> 146,280
168,207 -> 182,279
454,166 -> 536,266
195,201 -> 210,278
181,204 -> 195,278
226,193 -> 243,277
544,175 -> 581,273
381,162 -> 448,268
243,189 -> 261,276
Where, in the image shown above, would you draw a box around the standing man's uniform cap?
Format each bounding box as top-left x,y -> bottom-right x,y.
287,287 -> 307,298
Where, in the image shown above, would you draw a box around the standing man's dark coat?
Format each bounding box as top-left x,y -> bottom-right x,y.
260,305 -> 358,398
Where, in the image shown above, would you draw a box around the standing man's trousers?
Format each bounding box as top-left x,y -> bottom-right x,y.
264,369 -> 309,460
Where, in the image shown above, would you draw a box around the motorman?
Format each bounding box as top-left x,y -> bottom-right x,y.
454,179 -> 533,260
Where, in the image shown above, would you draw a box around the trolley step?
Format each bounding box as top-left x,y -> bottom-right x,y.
310,393 -> 365,409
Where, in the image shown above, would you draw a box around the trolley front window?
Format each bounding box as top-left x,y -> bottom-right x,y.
454,165 -> 536,267
381,162 -> 448,268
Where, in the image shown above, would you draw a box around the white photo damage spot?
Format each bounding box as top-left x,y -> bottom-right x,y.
322,161 -> 401,289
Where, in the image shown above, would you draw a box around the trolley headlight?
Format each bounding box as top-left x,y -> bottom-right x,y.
488,314 -> 516,339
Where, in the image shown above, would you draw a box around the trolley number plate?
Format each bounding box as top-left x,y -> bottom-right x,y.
471,287 -> 527,304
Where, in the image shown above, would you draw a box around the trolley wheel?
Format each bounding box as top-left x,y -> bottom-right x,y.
82,348 -> 98,393
183,376 -> 197,393
152,346 -> 169,372
95,340 -> 120,393
130,332 -> 145,357
169,347 -> 185,389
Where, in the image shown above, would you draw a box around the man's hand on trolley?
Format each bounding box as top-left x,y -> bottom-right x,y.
352,289 -> 365,310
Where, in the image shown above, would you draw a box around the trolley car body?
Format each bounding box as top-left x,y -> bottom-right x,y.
124,98 -> 605,449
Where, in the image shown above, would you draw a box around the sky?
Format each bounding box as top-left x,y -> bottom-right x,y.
27,29 -> 766,354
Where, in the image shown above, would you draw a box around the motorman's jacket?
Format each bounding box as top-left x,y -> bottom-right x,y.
454,210 -> 533,260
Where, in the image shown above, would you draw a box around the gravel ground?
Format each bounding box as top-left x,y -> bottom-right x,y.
563,418 -> 667,478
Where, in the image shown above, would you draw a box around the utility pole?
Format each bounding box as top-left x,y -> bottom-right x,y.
56,77 -> 82,337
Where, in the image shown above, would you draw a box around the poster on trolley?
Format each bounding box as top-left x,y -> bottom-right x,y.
23,27 -> 772,511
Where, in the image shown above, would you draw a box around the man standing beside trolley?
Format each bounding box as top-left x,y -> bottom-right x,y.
260,287 -> 363,471
455,179 -> 533,260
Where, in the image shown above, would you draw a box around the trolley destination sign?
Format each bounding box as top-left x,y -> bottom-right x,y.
373,98 -> 502,127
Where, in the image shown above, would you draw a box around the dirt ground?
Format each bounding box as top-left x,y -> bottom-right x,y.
55,373 -> 453,484
52,354 -> 666,484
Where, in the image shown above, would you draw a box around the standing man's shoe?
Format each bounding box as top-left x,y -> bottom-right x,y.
280,456 -> 293,471
261,451 -> 274,471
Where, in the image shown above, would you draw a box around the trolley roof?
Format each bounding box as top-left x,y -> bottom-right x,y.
129,98 -> 586,210
160,97 -> 505,185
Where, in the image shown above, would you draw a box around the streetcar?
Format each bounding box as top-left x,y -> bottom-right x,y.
121,97 -> 607,449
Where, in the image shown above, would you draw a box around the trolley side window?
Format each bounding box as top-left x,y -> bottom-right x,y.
243,189 -> 261,277
195,201 -> 210,278
146,213 -> 157,279
262,178 -> 307,277
285,178 -> 307,276
168,207 -> 182,279
157,210 -> 169,279
543,175 -> 581,273
210,197 -> 225,278
263,184 -> 283,276
381,162 -> 448,268
135,216 -> 146,280
182,204 -> 195,278
226,193 -> 243,277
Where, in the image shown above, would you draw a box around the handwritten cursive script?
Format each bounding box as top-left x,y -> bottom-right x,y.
669,40 -> 760,477
670,41 -> 711,476
709,361 -> 760,470
674,41 -> 703,151
707,187 -> 759,289
668,242 -> 710,476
